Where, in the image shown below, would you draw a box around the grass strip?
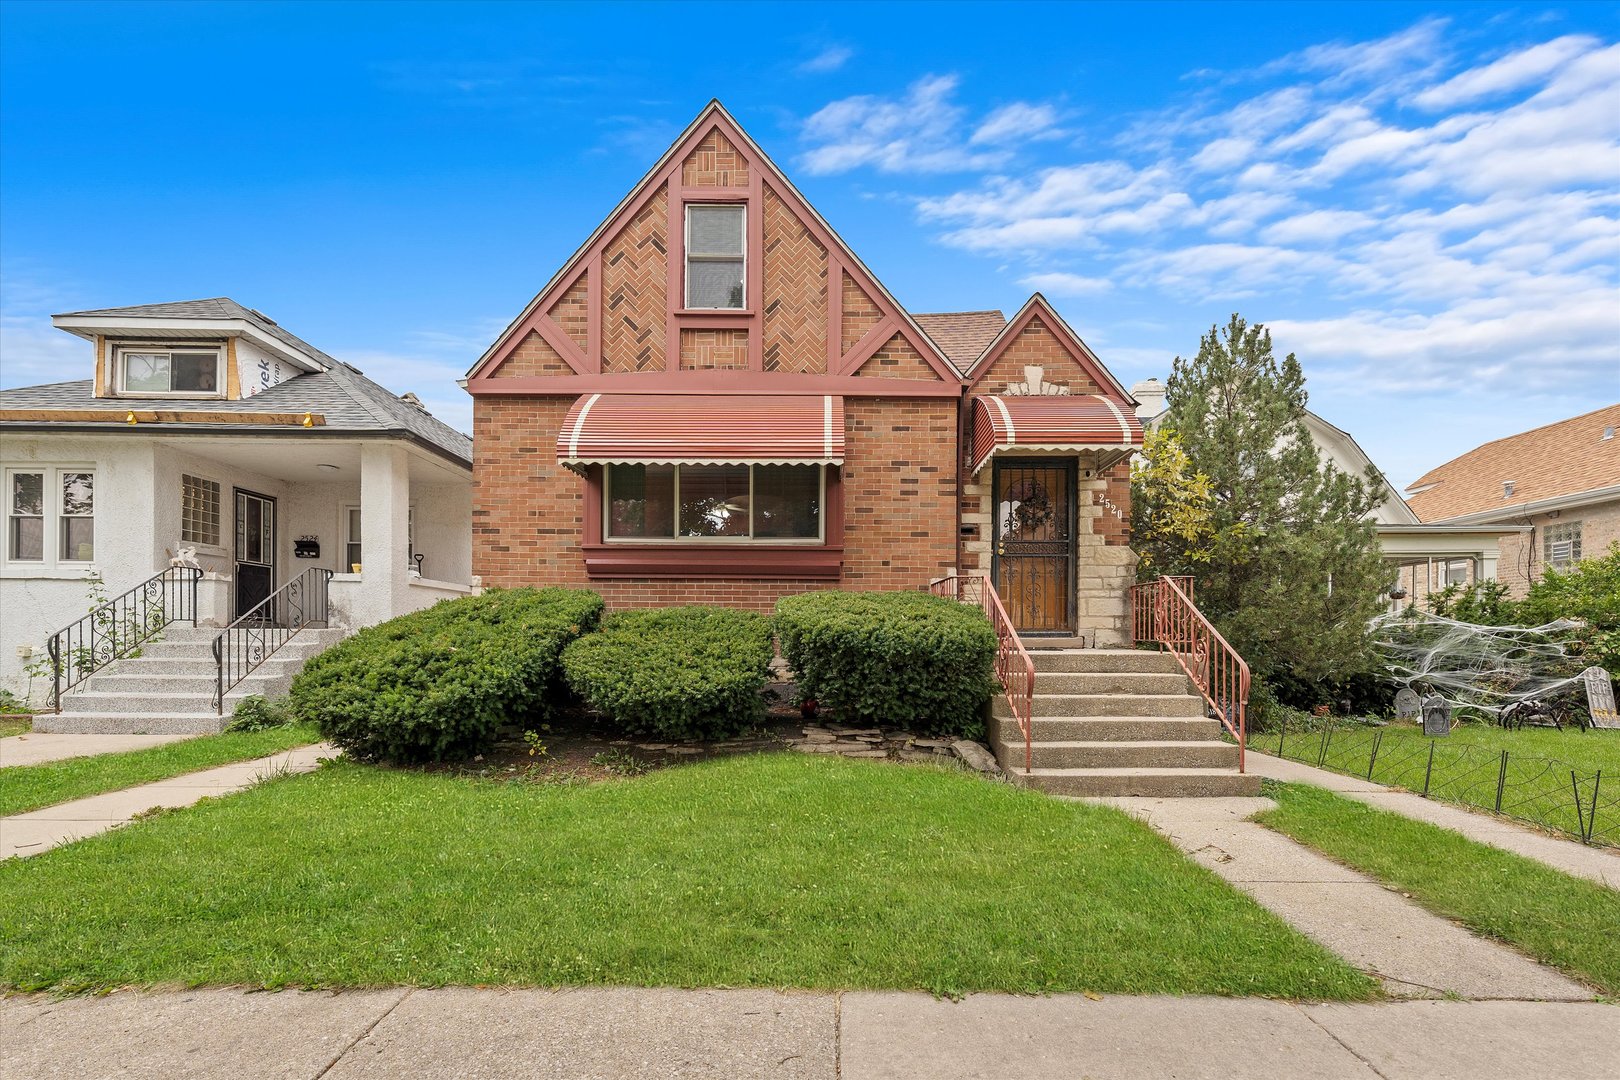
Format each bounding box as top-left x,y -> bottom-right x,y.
0,725 -> 320,817
0,754 -> 1376,998
0,717 -> 30,740
1255,781 -> 1620,996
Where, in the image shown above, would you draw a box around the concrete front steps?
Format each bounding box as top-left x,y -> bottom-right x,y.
34,625 -> 348,735
990,648 -> 1261,798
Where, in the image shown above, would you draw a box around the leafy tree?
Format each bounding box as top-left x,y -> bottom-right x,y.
1130,428 -> 1216,576
1521,542 -> 1620,677
1138,314 -> 1389,685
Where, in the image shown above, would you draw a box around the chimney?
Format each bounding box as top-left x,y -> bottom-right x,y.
400,392 -> 428,413
1131,378 -> 1167,420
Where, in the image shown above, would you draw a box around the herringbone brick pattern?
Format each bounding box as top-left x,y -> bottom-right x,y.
491,330 -> 574,378
971,316 -> 1104,395
549,273 -> 589,352
841,271 -> 883,353
854,332 -> 938,380
680,328 -> 749,369
602,183 -> 669,372
681,130 -> 749,187
762,184 -> 827,374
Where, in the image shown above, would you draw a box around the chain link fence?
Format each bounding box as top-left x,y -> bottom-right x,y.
1257,722 -> 1615,848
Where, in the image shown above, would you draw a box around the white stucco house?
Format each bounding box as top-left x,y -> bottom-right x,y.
1130,379 -> 1524,601
0,298 -> 475,716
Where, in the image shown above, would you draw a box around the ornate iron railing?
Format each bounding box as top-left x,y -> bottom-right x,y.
46,566 -> 202,710
212,567 -> 332,713
929,574 -> 1037,773
1131,575 -> 1250,771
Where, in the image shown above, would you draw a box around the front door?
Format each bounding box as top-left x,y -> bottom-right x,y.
993,460 -> 1076,634
234,489 -> 276,620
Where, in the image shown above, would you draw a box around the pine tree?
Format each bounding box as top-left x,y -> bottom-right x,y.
1140,314 -> 1389,685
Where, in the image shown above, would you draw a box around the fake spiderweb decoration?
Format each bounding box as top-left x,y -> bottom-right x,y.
1370,609 -> 1589,725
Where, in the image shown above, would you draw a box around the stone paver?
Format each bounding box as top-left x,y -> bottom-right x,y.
1092,795 -> 1595,1001
0,730 -> 196,767
0,743 -> 330,859
1248,751 -> 1620,888
5,989 -> 1619,1080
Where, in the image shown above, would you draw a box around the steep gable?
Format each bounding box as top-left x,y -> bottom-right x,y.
965,295 -> 1130,400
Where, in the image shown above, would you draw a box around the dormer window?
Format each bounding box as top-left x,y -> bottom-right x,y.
685,204 -> 745,309
115,345 -> 223,397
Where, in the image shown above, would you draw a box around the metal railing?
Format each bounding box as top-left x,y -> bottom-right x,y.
212,567 -> 332,713
46,566 -> 202,710
1131,575 -> 1250,772
930,574 -> 1037,773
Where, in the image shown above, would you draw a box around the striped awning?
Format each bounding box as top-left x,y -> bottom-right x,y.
557,394 -> 845,467
970,394 -> 1143,474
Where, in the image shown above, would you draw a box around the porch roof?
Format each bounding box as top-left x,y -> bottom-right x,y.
557,393 -> 845,467
970,394 -> 1143,474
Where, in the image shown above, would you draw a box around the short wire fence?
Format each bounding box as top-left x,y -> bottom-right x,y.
1257,722 -> 1615,847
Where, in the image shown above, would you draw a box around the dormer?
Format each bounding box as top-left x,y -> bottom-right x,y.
51,298 -> 331,401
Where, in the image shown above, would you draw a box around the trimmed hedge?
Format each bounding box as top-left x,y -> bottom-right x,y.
561,606 -> 775,741
774,591 -> 998,738
289,587 -> 603,763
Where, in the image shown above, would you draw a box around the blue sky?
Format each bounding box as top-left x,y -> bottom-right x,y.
2,1 -> 1616,489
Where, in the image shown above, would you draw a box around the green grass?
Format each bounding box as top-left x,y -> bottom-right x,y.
0,754 -> 1376,998
1256,721 -> 1620,845
0,716 -> 29,740
1256,782 -> 1620,996
0,724 -> 320,817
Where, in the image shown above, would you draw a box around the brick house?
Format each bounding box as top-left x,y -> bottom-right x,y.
465,102 -> 1143,644
1404,403 -> 1620,598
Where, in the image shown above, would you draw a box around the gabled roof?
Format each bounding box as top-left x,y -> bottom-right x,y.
913,311 -> 1006,374
962,294 -> 1131,400
466,100 -> 960,384
1405,403 -> 1620,522
55,297 -> 339,372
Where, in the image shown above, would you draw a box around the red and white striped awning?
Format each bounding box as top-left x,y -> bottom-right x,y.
970,394 -> 1143,474
557,394 -> 845,467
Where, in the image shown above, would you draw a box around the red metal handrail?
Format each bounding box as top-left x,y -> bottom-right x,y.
929,574 -> 1036,774
1131,575 -> 1249,771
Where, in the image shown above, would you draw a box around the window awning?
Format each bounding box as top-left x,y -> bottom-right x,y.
557,394 -> 845,467
970,394 -> 1143,474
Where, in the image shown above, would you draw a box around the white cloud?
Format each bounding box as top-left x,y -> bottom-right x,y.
1259,209 -> 1377,245
798,45 -> 853,75
0,266 -> 92,390
1019,272 -> 1113,297
1412,35 -> 1599,109
971,102 -> 1062,145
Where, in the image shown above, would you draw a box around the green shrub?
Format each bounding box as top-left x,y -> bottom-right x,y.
562,606 -> 775,741
226,694 -> 290,732
774,591 -> 997,738
289,587 -> 603,763
1521,542 -> 1620,678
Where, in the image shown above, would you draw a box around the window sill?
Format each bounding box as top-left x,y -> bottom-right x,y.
673,308 -> 753,317
0,564 -> 100,581
582,544 -> 841,580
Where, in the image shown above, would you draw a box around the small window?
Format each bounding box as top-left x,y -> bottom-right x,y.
685,204 -> 745,309
116,347 -> 223,396
5,467 -> 95,565
181,475 -> 221,546
341,504 -> 416,573
8,472 -> 44,561
606,463 -> 821,542
1444,559 -> 1470,586
1544,521 -> 1583,569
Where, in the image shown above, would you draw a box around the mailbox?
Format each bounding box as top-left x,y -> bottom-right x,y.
294,536 -> 321,559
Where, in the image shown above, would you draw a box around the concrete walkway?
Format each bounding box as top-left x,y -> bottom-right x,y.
1091,795 -> 1595,1001
2,987 -> 1616,1079
0,743 -> 330,859
1248,750 -> 1620,888
0,730 -> 197,767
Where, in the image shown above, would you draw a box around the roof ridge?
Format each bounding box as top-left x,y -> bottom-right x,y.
1407,401 -> 1620,488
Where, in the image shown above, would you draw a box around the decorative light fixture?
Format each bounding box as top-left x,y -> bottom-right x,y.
316,463 -> 340,473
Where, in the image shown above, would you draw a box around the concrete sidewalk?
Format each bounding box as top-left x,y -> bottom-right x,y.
3,987 -> 1616,1079
1247,750 -> 1620,888
0,731 -> 196,768
0,743 -> 330,859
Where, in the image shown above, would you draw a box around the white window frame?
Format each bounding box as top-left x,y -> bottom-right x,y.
340,502 -> 416,573
112,342 -> 226,399
3,465 -> 97,574
603,463 -> 825,545
1444,559 -> 1470,586
180,474 -> 223,549
683,203 -> 747,310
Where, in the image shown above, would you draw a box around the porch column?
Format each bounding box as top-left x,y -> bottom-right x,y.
359,442 -> 411,627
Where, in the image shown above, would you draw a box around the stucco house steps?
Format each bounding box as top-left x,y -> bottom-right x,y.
33,625 -> 348,735
990,649 -> 1262,798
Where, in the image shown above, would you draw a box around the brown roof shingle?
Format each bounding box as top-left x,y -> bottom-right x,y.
912,310 -> 1005,374
1405,403 -> 1620,521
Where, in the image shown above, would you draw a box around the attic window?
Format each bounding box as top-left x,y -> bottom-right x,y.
115,345 -> 223,398
685,204 -> 745,309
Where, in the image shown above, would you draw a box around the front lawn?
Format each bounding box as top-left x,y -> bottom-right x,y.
0,754 -> 1374,998
1256,721 -> 1620,845
0,724 -> 320,817
1256,782 -> 1620,996
0,716 -> 29,740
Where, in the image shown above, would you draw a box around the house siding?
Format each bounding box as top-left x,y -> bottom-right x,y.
1496,499 -> 1620,596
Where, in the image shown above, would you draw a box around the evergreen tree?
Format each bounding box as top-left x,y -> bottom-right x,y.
1137,314 -> 1389,685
